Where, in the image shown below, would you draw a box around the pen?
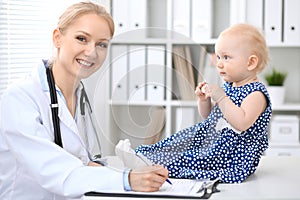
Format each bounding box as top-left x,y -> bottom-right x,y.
165,178 -> 172,185
136,153 -> 172,185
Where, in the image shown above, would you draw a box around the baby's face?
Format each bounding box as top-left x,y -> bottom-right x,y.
214,34 -> 255,86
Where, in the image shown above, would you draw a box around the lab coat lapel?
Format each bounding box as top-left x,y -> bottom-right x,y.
57,95 -> 78,135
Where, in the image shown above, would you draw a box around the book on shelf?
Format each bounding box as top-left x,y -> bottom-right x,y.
172,45 -> 196,101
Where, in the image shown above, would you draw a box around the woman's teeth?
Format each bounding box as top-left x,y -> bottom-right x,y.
77,59 -> 93,67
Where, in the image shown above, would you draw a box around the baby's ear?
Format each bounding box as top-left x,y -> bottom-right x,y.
247,55 -> 258,71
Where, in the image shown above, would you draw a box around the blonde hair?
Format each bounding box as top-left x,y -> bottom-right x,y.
219,23 -> 269,73
58,1 -> 114,37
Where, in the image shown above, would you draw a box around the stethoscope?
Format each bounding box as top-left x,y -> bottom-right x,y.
44,60 -> 103,163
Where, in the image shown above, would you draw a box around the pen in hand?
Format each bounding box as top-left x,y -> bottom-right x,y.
136,153 -> 172,185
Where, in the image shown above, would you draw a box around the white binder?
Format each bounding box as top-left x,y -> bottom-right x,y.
146,45 -> 165,101
192,0 -> 212,41
264,0 -> 282,44
111,45 -> 128,101
229,0 -> 246,25
284,0 -> 300,44
128,45 -> 146,102
245,0 -> 263,29
112,0 -> 129,36
172,0 -> 190,38
112,0 -> 146,37
129,0 -> 146,32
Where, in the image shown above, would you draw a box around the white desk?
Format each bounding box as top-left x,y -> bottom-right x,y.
84,156 -> 300,200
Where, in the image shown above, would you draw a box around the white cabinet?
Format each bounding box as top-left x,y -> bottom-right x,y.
90,0 -> 300,155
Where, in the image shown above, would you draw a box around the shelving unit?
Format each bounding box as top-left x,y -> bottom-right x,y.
87,0 -> 300,155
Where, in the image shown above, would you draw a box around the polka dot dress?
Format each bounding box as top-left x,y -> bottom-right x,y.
135,82 -> 272,183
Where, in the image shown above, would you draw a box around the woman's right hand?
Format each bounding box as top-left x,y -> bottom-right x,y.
129,165 -> 169,192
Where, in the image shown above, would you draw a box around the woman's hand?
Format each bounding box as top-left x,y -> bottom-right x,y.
87,161 -> 103,166
129,165 -> 169,192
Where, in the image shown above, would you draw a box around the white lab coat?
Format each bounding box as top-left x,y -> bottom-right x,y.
0,61 -> 124,200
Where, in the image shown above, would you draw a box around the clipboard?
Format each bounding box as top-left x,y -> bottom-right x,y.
85,178 -> 221,199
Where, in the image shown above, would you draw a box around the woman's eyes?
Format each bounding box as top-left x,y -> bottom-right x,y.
76,36 -> 87,42
76,36 -> 108,48
97,42 -> 108,49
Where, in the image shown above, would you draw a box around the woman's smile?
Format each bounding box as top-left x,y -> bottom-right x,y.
76,58 -> 94,68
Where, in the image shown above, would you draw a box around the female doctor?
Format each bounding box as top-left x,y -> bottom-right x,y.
0,2 -> 168,199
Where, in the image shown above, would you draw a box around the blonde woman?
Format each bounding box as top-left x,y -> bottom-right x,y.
0,2 -> 168,199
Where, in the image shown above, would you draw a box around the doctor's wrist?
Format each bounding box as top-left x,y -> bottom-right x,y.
123,168 -> 132,191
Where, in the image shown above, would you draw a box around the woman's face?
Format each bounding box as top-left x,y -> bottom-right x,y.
54,13 -> 111,80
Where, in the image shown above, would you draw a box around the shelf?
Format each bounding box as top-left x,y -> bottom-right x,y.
111,37 -> 217,46
170,100 -> 198,107
269,143 -> 300,148
272,103 -> 300,111
268,43 -> 300,48
109,101 -> 300,111
109,100 -> 167,107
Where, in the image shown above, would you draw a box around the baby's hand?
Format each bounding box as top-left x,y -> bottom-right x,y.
195,82 -> 209,100
205,84 -> 226,103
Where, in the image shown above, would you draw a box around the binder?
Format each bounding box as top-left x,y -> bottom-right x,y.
172,0 -> 190,38
128,45 -> 146,102
112,0 -> 129,36
264,0 -> 282,44
284,0 -> 300,44
146,45 -> 166,101
245,0 -> 263,29
191,0 -> 212,41
112,0 -> 146,37
111,45 -> 128,101
129,0 -> 146,32
229,0 -> 246,25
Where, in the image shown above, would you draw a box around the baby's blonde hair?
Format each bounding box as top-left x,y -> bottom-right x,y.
220,23 -> 269,73
58,1 -> 114,37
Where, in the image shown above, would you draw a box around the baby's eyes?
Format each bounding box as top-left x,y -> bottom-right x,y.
224,55 -> 229,60
216,55 -> 230,60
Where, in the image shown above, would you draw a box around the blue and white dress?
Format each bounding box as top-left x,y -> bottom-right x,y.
135,82 -> 272,183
